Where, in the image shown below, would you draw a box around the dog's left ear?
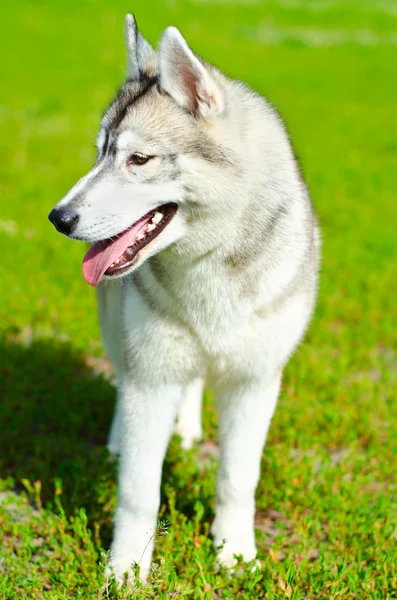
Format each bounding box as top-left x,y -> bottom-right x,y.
159,27 -> 224,119
125,14 -> 157,79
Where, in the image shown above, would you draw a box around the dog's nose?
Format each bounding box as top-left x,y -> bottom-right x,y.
48,207 -> 79,235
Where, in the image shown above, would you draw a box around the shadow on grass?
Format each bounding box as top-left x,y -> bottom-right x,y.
0,334 -> 216,545
0,335 -> 118,543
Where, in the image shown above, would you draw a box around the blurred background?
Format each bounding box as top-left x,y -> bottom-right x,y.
1,1 -> 396,597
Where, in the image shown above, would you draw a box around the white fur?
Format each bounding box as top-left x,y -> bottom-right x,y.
50,19 -> 320,587
159,27 -> 224,118
102,266 -> 315,584
55,171 -> 184,244
56,164 -> 103,209
175,378 -> 204,449
212,373 -> 281,565
116,129 -> 140,151
95,280 -> 123,455
110,372 -> 183,581
96,128 -> 107,153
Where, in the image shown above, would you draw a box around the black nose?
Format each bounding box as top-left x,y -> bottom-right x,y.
48,207 -> 79,235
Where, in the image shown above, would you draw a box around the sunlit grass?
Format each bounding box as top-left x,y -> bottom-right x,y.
1,0 -> 396,597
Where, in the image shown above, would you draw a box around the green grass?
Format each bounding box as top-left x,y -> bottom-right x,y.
1,0 -> 397,597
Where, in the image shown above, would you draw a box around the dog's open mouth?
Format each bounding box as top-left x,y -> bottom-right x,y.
82,203 -> 177,286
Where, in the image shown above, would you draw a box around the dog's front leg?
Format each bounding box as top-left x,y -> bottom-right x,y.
212,373 -> 282,566
107,378 -> 122,456
96,280 -> 124,456
108,376 -> 182,585
175,378 -> 204,449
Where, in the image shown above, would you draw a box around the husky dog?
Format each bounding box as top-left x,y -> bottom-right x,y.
48,15 -> 320,584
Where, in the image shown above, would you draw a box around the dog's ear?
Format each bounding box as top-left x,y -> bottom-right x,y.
159,27 -> 224,119
125,14 -> 157,79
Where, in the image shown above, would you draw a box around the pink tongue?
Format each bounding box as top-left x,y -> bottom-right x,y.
82,217 -> 151,286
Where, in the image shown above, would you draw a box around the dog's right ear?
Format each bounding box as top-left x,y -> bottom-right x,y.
125,14 -> 157,79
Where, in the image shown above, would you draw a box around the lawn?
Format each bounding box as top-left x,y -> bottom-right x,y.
1,0 -> 397,598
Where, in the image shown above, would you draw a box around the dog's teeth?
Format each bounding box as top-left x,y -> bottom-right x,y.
147,223 -> 156,232
152,211 -> 163,224
136,233 -> 145,241
114,259 -> 120,265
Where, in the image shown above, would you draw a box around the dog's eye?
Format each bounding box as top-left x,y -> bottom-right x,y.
127,153 -> 152,166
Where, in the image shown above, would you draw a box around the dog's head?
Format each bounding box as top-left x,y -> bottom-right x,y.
48,16 -> 238,286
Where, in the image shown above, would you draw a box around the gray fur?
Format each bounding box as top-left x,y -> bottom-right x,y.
49,18 -> 321,584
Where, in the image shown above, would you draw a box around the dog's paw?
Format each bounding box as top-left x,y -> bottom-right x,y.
174,421 -> 202,450
105,554 -> 150,588
107,513 -> 156,587
211,507 -> 257,569
215,539 -> 257,568
179,432 -> 202,450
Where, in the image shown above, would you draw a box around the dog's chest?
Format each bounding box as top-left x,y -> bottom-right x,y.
124,260 -> 268,379
149,258 -> 250,339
